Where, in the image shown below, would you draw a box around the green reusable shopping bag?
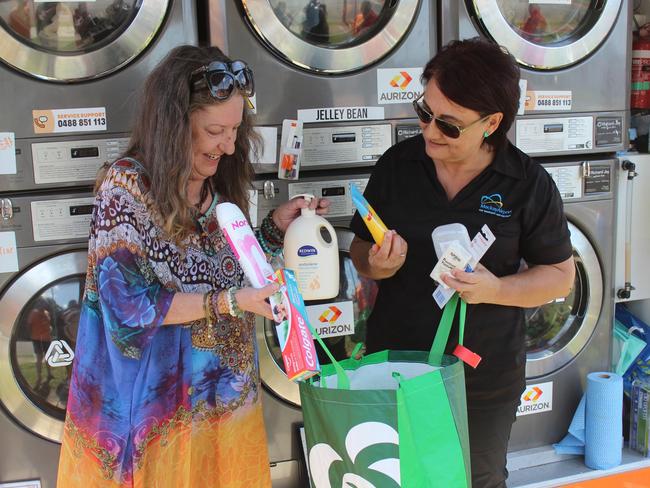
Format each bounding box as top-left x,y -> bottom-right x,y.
299,294 -> 471,488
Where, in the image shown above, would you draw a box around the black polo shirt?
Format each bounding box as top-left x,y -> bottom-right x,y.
350,135 -> 572,406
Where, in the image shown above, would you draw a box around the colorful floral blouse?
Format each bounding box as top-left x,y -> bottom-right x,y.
57,159 -> 271,487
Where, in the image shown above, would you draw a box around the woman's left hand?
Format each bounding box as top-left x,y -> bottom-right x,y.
272,196 -> 331,233
440,263 -> 502,304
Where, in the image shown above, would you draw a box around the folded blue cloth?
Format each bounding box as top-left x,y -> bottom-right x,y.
553,395 -> 586,455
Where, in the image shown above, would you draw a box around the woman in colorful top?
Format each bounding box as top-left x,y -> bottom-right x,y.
57,45 -> 328,487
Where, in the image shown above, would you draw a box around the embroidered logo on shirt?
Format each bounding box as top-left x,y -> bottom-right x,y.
479,193 -> 512,218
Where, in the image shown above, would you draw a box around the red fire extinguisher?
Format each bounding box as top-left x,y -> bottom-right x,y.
632,37 -> 650,109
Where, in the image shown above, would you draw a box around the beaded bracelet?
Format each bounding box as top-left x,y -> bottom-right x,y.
227,286 -> 246,319
216,289 -> 231,317
209,290 -> 223,322
203,291 -> 216,325
260,210 -> 284,246
256,228 -> 282,257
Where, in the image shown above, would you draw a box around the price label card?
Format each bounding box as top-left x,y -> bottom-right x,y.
0,132 -> 16,174
32,107 -> 107,134
0,231 -> 19,273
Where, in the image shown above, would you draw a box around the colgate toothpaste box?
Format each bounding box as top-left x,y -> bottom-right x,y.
271,269 -> 320,382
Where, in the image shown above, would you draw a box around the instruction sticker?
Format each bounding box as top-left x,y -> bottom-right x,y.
0,231 -> 19,273
525,91 -> 572,111
0,132 -> 16,174
32,107 -> 107,134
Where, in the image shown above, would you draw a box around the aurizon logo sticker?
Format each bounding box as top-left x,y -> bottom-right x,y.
389,71 -> 413,90
319,306 -> 343,323
523,386 -> 543,402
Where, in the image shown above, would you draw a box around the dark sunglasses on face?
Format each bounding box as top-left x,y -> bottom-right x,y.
412,93 -> 491,139
190,60 -> 255,100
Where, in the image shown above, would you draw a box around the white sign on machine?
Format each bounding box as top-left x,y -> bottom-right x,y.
0,132 -> 16,175
307,301 -> 355,339
517,381 -> 554,416
376,67 -> 424,104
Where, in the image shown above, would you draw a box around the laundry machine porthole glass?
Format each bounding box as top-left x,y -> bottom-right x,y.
10,274 -> 84,420
524,251 -> 587,355
268,0 -> 392,48
0,1 -> 140,54
0,0 -> 169,81
470,0 -> 622,70
263,244 -> 378,388
240,0 -> 420,74
495,0 -> 594,46
263,249 -> 378,374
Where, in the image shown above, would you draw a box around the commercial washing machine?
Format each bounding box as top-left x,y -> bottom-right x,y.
509,158 -> 616,453
208,0 -> 434,125
0,190 -> 93,487
0,0 -> 197,193
439,0 -> 631,158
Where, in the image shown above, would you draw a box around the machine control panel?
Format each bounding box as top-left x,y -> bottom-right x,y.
253,175 -> 371,225
543,160 -> 614,201
31,197 -> 94,242
301,124 -> 391,168
31,137 -> 129,185
516,116 -> 594,156
545,165 -> 583,200
288,178 -> 369,219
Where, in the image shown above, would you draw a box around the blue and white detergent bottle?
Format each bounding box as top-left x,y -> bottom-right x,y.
283,194 -> 339,300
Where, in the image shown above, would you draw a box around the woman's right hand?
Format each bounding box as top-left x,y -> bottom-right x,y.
367,230 -> 408,279
235,283 -> 279,320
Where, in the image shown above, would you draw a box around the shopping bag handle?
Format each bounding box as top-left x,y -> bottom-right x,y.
428,293 -> 467,366
304,317 -> 350,389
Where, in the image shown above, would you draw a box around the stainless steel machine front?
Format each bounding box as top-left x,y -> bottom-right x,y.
440,0 -> 631,157
0,0 -> 197,193
209,0 -> 435,126
509,158 -> 616,452
0,190 -> 93,487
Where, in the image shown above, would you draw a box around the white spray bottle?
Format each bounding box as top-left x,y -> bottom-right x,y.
283,194 -> 339,300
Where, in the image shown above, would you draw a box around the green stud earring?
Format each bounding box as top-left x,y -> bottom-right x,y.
483,131 -> 490,138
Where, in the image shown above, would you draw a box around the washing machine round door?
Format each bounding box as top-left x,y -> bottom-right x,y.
0,250 -> 87,442
469,0 -> 622,70
524,222 -> 603,378
241,0 -> 420,74
256,228 -> 377,406
0,0 -> 169,82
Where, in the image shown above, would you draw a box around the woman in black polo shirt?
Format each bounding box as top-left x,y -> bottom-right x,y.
349,38 -> 575,488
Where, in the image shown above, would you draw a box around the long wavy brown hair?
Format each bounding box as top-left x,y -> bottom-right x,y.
98,45 -> 260,242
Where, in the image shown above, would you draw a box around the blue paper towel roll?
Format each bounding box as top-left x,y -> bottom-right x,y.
585,372 -> 623,470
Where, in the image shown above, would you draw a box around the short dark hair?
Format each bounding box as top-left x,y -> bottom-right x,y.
422,38 -> 520,151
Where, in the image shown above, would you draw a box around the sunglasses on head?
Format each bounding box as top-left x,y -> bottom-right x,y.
190,60 -> 255,100
412,93 -> 491,139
